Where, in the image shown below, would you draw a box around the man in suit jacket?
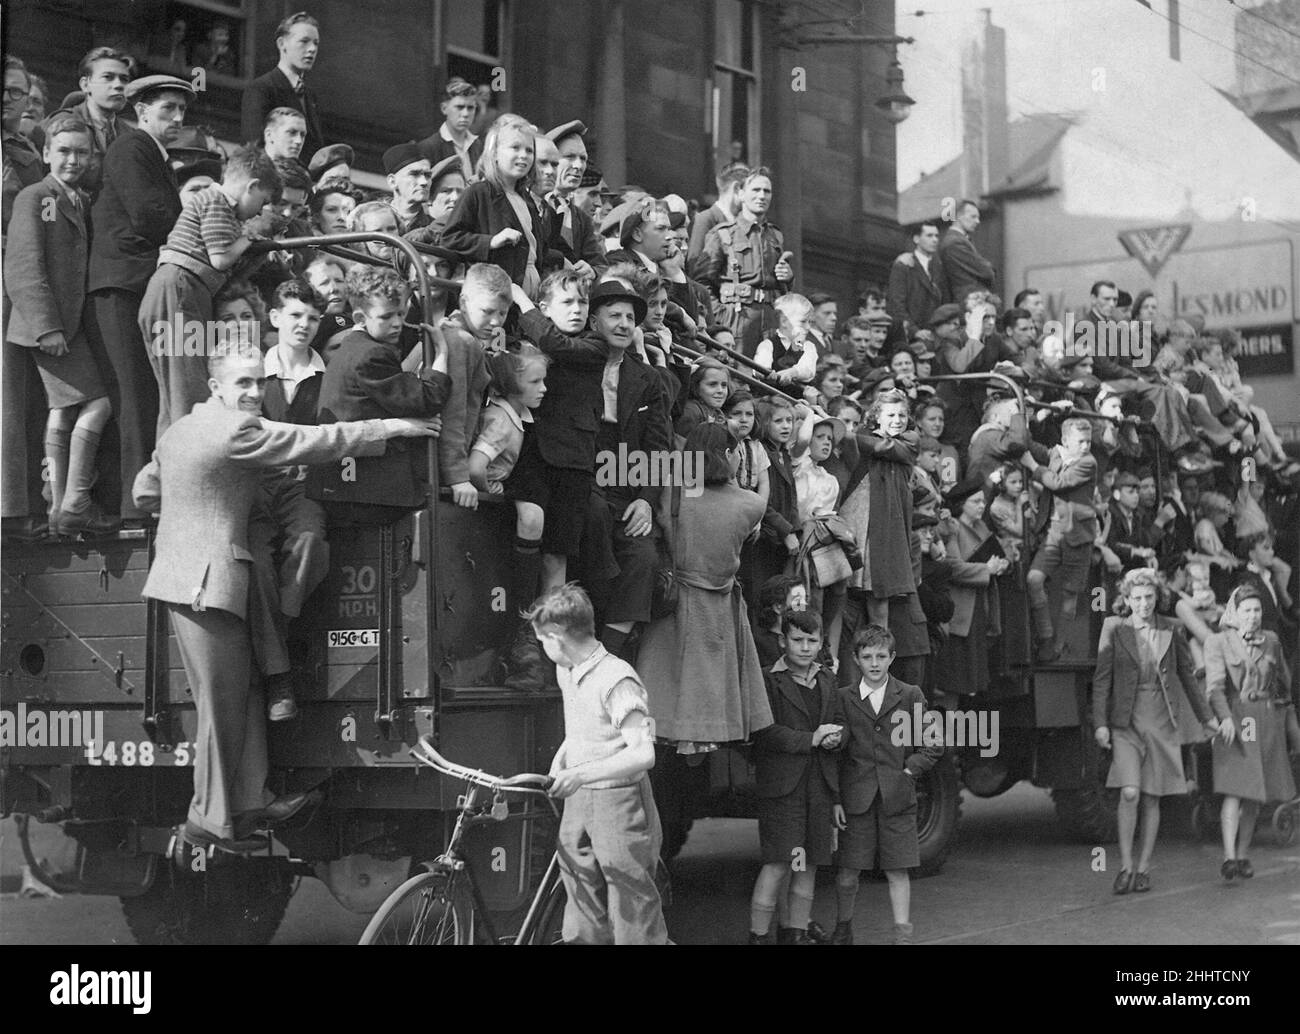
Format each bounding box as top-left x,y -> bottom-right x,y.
830,625 -> 943,944
133,346 -> 437,850
937,201 -> 995,305
686,160 -> 748,268
240,12 -> 323,156
573,283 -> 674,657
886,220 -> 948,337
85,75 -> 191,523
416,77 -> 483,182
541,120 -> 608,277
55,47 -> 133,201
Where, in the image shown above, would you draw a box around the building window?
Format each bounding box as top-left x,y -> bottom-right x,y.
144,1 -> 250,83
444,0 -> 508,134
713,0 -> 759,169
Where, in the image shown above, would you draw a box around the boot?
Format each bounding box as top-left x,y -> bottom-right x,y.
748,929 -> 776,945
806,920 -> 831,944
830,920 -> 854,945
266,672 -> 299,721
892,922 -> 915,945
502,623 -> 552,692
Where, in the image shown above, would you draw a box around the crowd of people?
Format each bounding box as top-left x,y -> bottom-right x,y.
2,12 -> 1297,947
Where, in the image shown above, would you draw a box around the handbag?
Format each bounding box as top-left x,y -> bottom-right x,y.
649,485 -> 683,620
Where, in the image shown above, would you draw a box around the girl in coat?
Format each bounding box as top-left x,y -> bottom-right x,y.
640,422 -> 772,752
1093,569 -> 1218,895
1207,584 -> 1300,881
439,113 -> 545,297
838,388 -> 920,628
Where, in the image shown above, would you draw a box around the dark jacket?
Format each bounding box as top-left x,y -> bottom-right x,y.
240,66 -> 324,156
833,675 -> 943,816
607,351 -> 675,508
754,665 -> 841,803
88,127 -> 181,295
307,328 -> 451,508
886,250 -> 948,335
440,179 -> 545,288
540,196 -> 608,275
760,440 -> 798,544
515,309 -> 610,472
416,130 -> 484,177
937,226 -> 995,302
1107,501 -> 1155,571
1091,615 -> 1209,733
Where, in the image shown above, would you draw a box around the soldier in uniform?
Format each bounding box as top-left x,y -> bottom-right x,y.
690,166 -> 794,358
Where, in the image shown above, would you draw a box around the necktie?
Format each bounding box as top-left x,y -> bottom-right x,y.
292,77 -> 305,97
103,118 -> 117,150
548,192 -> 574,248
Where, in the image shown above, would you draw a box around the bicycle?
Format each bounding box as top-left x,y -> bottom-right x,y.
358,735 -> 565,945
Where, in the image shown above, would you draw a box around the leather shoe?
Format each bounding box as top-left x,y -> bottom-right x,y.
1236,858 -> 1253,879
1113,868 -> 1134,895
748,929 -> 775,945
2,516 -> 49,541
830,920 -> 854,945
1220,859 -> 1237,881
1133,871 -> 1151,893
806,920 -> 830,944
892,922 -> 915,944
258,789 -> 319,826
182,821 -> 266,855
54,507 -> 122,537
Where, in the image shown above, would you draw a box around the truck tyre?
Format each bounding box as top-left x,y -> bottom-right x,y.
122,858 -> 294,945
1050,717 -> 1119,842
915,753 -> 962,877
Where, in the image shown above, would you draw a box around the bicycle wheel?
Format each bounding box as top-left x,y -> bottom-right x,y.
358,870 -> 471,945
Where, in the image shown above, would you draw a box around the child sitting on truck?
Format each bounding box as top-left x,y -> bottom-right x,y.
525,582 -> 669,944
308,265 -> 451,524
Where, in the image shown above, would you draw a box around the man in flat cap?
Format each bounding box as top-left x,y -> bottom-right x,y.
417,77 -> 483,180
85,73 -> 194,526
384,141 -> 433,234
687,160 -> 748,268
539,120 -> 607,277
241,11 -> 324,157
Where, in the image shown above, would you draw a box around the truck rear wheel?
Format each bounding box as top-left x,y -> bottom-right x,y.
122,858 -> 294,945
915,754 -> 962,877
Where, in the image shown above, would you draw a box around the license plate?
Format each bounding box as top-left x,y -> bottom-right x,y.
327,629 -> 380,648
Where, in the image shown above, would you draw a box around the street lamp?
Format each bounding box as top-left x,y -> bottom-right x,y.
874,54 -> 915,125
791,32 -> 917,125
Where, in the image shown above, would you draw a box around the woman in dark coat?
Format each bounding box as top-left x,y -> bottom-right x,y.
640,423 -> 772,751
1207,584 -> 1300,881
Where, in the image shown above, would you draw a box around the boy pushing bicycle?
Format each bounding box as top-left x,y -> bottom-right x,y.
523,583 -> 670,945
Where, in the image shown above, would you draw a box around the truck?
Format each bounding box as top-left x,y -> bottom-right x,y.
1,234 -> 565,943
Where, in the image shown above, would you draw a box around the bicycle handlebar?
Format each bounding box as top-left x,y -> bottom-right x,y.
414,735 -> 554,794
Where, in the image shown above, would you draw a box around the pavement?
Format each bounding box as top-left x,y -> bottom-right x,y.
1,783 -> 1296,945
